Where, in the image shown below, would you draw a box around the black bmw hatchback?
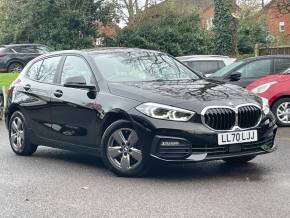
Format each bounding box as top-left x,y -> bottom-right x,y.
5,48 -> 277,177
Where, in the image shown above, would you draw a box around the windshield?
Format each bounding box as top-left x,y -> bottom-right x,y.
209,60 -> 245,78
92,51 -> 201,82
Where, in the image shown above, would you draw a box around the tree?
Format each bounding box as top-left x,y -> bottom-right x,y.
276,0 -> 290,14
0,0 -> 117,49
111,2 -> 212,56
213,0 -> 237,56
237,9 -> 268,54
115,0 -> 163,25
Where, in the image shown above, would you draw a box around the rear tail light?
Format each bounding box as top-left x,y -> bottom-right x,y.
7,86 -> 14,98
0,54 -> 7,58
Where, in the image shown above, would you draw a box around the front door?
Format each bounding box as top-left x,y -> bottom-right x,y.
50,55 -> 101,148
228,59 -> 273,88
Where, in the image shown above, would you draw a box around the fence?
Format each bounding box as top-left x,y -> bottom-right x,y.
256,45 -> 290,56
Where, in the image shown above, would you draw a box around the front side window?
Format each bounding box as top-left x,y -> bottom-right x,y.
35,45 -> 53,54
210,60 -> 245,78
238,59 -> 272,78
92,51 -> 200,82
14,46 -> 36,54
61,56 -> 94,85
37,56 -> 62,83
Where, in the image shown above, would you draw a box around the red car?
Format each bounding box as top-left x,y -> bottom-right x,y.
247,68 -> 290,127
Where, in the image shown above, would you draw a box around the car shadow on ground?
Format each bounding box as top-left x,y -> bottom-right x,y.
31,147 -> 269,182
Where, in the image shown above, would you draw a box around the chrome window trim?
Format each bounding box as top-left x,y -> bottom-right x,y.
201,103 -> 262,132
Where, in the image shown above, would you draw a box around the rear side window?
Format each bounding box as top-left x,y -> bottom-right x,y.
26,60 -> 43,80
274,58 -> 290,73
186,61 -> 225,74
13,45 -> 36,53
29,56 -> 62,83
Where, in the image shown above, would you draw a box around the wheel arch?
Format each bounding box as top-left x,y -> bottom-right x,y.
6,59 -> 25,71
270,95 -> 290,110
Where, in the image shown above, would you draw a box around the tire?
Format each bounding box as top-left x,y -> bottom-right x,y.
101,120 -> 150,177
272,97 -> 290,127
8,111 -> 38,156
223,155 -> 256,164
7,62 -> 24,72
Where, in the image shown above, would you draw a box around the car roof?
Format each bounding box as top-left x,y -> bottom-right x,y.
241,55 -> 290,62
36,47 -> 164,58
177,55 -> 234,61
1,44 -> 47,48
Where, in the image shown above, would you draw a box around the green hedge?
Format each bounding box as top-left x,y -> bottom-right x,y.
0,72 -> 19,88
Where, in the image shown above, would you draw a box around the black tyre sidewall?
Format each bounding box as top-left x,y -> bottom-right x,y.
9,111 -> 37,155
101,120 -> 149,177
8,62 -> 24,72
272,98 -> 290,127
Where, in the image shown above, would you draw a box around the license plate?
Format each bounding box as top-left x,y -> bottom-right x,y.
218,130 -> 258,145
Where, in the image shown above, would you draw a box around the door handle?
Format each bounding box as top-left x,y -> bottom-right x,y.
24,84 -> 31,91
54,90 -> 63,98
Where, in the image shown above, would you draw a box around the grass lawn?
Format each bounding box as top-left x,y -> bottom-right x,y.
0,72 -> 19,88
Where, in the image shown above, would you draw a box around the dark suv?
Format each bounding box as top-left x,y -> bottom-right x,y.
5,48 -> 277,177
0,44 -> 53,72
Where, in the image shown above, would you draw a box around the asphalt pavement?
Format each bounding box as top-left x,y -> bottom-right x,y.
0,121 -> 289,218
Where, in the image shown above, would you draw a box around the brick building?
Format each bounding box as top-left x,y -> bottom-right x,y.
263,0 -> 290,41
200,3 -> 241,30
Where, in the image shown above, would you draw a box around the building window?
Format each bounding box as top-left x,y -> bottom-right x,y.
206,17 -> 214,30
279,22 -> 285,32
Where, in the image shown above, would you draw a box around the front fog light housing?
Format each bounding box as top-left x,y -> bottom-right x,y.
136,103 -> 195,122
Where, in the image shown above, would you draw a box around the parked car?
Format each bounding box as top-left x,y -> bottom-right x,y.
208,55 -> 290,88
0,44 -> 53,72
247,67 -> 290,127
177,55 -> 236,76
5,48 -> 277,177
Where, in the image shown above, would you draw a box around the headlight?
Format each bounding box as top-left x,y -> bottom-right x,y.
251,81 -> 277,94
261,97 -> 270,115
136,103 -> 195,122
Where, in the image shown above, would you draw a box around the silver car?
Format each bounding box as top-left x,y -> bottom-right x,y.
177,55 -> 236,76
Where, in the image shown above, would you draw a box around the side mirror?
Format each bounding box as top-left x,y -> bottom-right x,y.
229,72 -> 241,81
64,76 -> 96,90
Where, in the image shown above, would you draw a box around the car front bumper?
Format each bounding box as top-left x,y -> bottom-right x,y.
130,109 -> 278,163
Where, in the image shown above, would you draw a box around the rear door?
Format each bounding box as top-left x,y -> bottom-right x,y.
20,56 -> 63,140
50,55 -> 100,148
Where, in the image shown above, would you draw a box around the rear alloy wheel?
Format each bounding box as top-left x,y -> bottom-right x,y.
8,62 -> 24,72
223,155 -> 256,164
9,111 -> 37,156
272,98 -> 290,127
101,120 -> 149,177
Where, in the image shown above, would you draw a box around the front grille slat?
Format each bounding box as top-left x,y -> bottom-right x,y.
203,105 -> 261,131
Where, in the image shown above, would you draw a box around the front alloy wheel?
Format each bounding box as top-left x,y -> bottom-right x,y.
101,120 -> 149,177
107,128 -> 142,171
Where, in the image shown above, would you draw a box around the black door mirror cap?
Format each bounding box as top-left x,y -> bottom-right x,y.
64,76 -> 96,90
228,72 -> 242,81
